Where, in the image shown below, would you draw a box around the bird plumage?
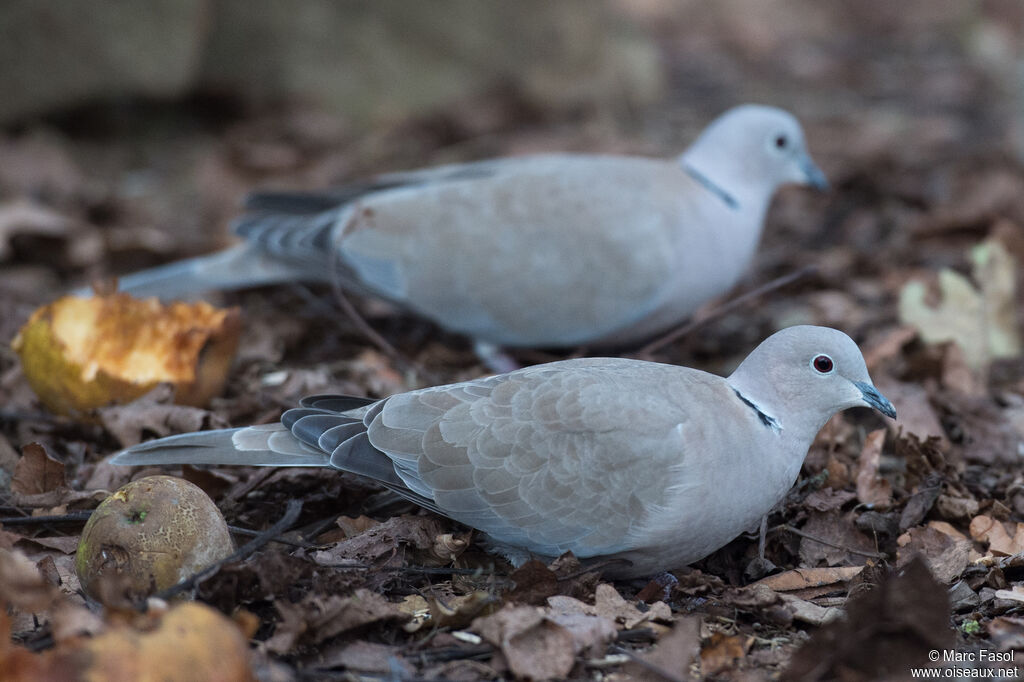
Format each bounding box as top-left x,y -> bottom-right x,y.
113,326 -> 894,578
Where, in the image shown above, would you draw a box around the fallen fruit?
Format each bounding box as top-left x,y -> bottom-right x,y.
1,601 -> 255,682
76,476 -> 233,600
12,292 -> 240,416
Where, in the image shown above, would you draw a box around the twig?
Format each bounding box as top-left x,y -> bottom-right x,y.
326,561 -> 508,577
616,628 -> 659,643
0,511 -> 94,525
327,251 -> 421,378
226,524 -> 311,549
408,643 -> 494,664
774,523 -> 887,560
636,265 -> 818,357
609,645 -> 688,682
557,557 -> 633,581
153,498 -> 303,601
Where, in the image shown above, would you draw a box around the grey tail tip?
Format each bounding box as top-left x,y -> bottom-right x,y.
855,381 -> 897,419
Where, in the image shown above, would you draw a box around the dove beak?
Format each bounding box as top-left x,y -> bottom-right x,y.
800,156 -> 829,191
854,381 -> 896,419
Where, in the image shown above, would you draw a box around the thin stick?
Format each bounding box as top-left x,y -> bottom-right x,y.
0,511 -> 94,525
226,524 -> 311,549
327,252 -> 419,376
636,265 -> 818,357
154,499 -> 303,601
774,523 -> 886,560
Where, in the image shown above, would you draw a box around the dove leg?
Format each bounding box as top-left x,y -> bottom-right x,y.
473,340 -> 521,373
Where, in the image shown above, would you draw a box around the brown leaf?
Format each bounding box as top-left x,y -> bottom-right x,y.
988,616 -> 1024,650
786,557 -> 953,680
0,548 -> 59,612
874,377 -> 948,445
472,605 -> 576,680
752,566 -> 863,593
545,611 -> 617,658
15,535 -> 80,555
896,525 -> 971,583
96,384 -> 228,449
934,493 -> 980,522
622,616 -> 700,681
266,589 -> 408,653
427,591 -> 498,630
898,472 -> 943,530
799,510 -> 877,567
700,631 -> 749,675
803,487 -> 856,512
592,583 -> 646,627
969,515 -> 1024,556
507,559 -> 559,605
12,443 -> 65,495
315,641 -> 415,676
778,594 -> 843,626
855,429 -> 892,509
723,583 -> 778,610
311,515 -> 449,571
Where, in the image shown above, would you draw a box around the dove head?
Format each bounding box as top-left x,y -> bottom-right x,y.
727,325 -> 895,437
681,105 -> 828,206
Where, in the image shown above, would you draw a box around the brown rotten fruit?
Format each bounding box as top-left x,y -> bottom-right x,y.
12,292 -> 240,415
76,475 -> 234,600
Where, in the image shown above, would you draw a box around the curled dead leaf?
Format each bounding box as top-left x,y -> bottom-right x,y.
11,443 -> 66,496
855,429 -> 892,509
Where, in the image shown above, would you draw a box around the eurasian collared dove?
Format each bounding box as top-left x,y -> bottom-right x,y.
102,105 -> 827,353
112,325 -> 894,578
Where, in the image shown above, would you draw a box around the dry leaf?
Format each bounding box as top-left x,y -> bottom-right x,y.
778,594 -> 843,626
622,616 -> 701,681
752,566 -> 863,593
472,605 -> 576,680
700,631 -> 749,675
969,515 -> 1024,556
896,525 -> 971,583
786,558 -> 952,679
855,429 -> 892,509
899,237 -> 1021,371
11,443 -> 66,495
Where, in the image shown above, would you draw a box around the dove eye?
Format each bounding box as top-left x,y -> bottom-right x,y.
774,134 -> 789,149
811,354 -> 834,374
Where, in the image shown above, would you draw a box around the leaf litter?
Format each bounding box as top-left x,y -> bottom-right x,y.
3,4 -> 1024,680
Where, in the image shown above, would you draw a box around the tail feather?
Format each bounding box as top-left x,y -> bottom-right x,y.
242,182 -> 407,214
110,426 -> 331,468
109,394 -> 445,520
75,243 -> 316,301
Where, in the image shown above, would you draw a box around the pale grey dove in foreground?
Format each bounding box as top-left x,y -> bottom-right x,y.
112,325 -> 894,578
100,105 -> 827,355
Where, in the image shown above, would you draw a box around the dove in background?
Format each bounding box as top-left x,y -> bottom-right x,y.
112,325 -> 894,578
96,105 -> 827,366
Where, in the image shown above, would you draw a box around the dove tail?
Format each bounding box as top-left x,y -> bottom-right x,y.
109,426 -> 332,468
73,243 -> 319,300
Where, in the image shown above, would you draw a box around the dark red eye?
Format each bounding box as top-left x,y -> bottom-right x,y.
813,355 -> 834,373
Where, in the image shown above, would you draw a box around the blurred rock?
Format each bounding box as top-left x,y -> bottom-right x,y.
198,0 -> 663,126
0,0 -> 663,128
0,0 -> 210,123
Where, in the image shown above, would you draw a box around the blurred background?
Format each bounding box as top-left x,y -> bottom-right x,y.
1,0 -> 1023,383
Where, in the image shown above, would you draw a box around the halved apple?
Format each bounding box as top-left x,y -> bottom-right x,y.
12,292 -> 240,415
